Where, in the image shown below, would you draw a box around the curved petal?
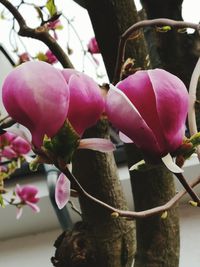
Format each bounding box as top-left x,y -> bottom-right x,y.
16,207 -> 23,220
25,201 -> 40,213
79,138 -> 115,152
106,84 -> 161,155
162,153 -> 183,173
117,71 -> 167,154
55,173 -> 71,210
62,70 -> 105,136
148,69 -> 189,151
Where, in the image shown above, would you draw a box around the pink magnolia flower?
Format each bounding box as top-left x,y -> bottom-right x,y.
2,61 -> 69,148
0,132 -> 16,147
45,50 -> 58,64
15,184 -> 40,219
106,69 -> 189,159
0,132 -> 31,159
88,37 -> 100,54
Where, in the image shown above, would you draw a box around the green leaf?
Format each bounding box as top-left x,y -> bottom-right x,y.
43,120 -> 80,163
46,0 -> 57,17
0,194 -> 5,208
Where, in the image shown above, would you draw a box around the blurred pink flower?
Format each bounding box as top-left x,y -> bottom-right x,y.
2,61 -> 69,148
88,37 -> 100,54
55,173 -> 70,209
45,50 -> 58,64
15,184 -> 40,219
106,69 -> 189,158
18,52 -> 31,64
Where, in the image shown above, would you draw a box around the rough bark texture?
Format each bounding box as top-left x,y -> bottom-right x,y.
131,166 -> 180,267
125,144 -> 180,267
85,0 -> 149,81
72,119 -> 135,267
84,1 -> 181,266
141,0 -> 200,88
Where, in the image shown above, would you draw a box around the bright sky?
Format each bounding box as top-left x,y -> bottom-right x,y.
0,0 -> 199,84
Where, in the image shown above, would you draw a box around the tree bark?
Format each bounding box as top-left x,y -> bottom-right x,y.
72,119 -> 135,267
85,0 -> 149,81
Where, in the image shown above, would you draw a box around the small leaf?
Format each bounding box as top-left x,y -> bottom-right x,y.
43,120 -> 80,163
0,194 -> 5,207
189,200 -> 198,207
29,157 -> 40,172
46,0 -> 57,17
111,211 -> 119,218
161,211 -> 168,219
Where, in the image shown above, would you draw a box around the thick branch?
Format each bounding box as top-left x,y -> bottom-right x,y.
0,0 -> 73,68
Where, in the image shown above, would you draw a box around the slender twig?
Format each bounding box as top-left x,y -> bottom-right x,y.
0,0 -> 73,69
188,57 -> 200,160
0,117 -> 15,131
113,18 -> 200,84
174,172 -> 200,205
58,164 -> 200,219
68,200 -> 82,217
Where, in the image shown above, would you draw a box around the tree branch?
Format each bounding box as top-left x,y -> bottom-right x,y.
113,18 -> 200,84
0,0 -> 73,68
59,164 -> 200,219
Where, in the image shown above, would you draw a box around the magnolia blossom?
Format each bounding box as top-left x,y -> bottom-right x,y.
106,69 -> 189,170
88,37 -> 100,54
15,184 -> 40,219
0,132 -> 31,159
2,61 -> 69,148
45,50 -> 58,64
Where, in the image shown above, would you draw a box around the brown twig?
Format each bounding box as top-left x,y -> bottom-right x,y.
59,164 -> 200,219
0,0 -> 73,69
174,172 -> 200,206
113,18 -> 200,84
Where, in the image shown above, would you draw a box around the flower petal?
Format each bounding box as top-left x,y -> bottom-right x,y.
79,138 -> 115,152
106,84 -> 161,155
62,70 -> 105,136
162,153 -> 183,173
25,201 -> 40,213
55,173 -> 71,210
119,132 -> 133,143
148,69 -> 189,151
129,159 -> 145,171
16,207 -> 23,220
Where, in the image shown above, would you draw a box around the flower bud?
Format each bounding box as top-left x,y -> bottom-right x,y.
106,69 -> 189,157
2,61 -> 69,148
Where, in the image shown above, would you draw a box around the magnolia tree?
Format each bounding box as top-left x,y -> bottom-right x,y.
0,0 -> 200,267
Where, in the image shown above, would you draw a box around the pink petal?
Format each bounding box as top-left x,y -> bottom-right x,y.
79,138 -> 115,152
117,71 -> 167,154
119,132 -> 133,143
106,85 -> 161,155
5,125 -> 32,144
62,70 -> 105,136
15,184 -> 39,203
148,69 -> 189,151
2,146 -> 17,159
55,173 -> 71,210
11,136 -> 31,155
25,201 -> 40,213
16,207 -> 23,220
